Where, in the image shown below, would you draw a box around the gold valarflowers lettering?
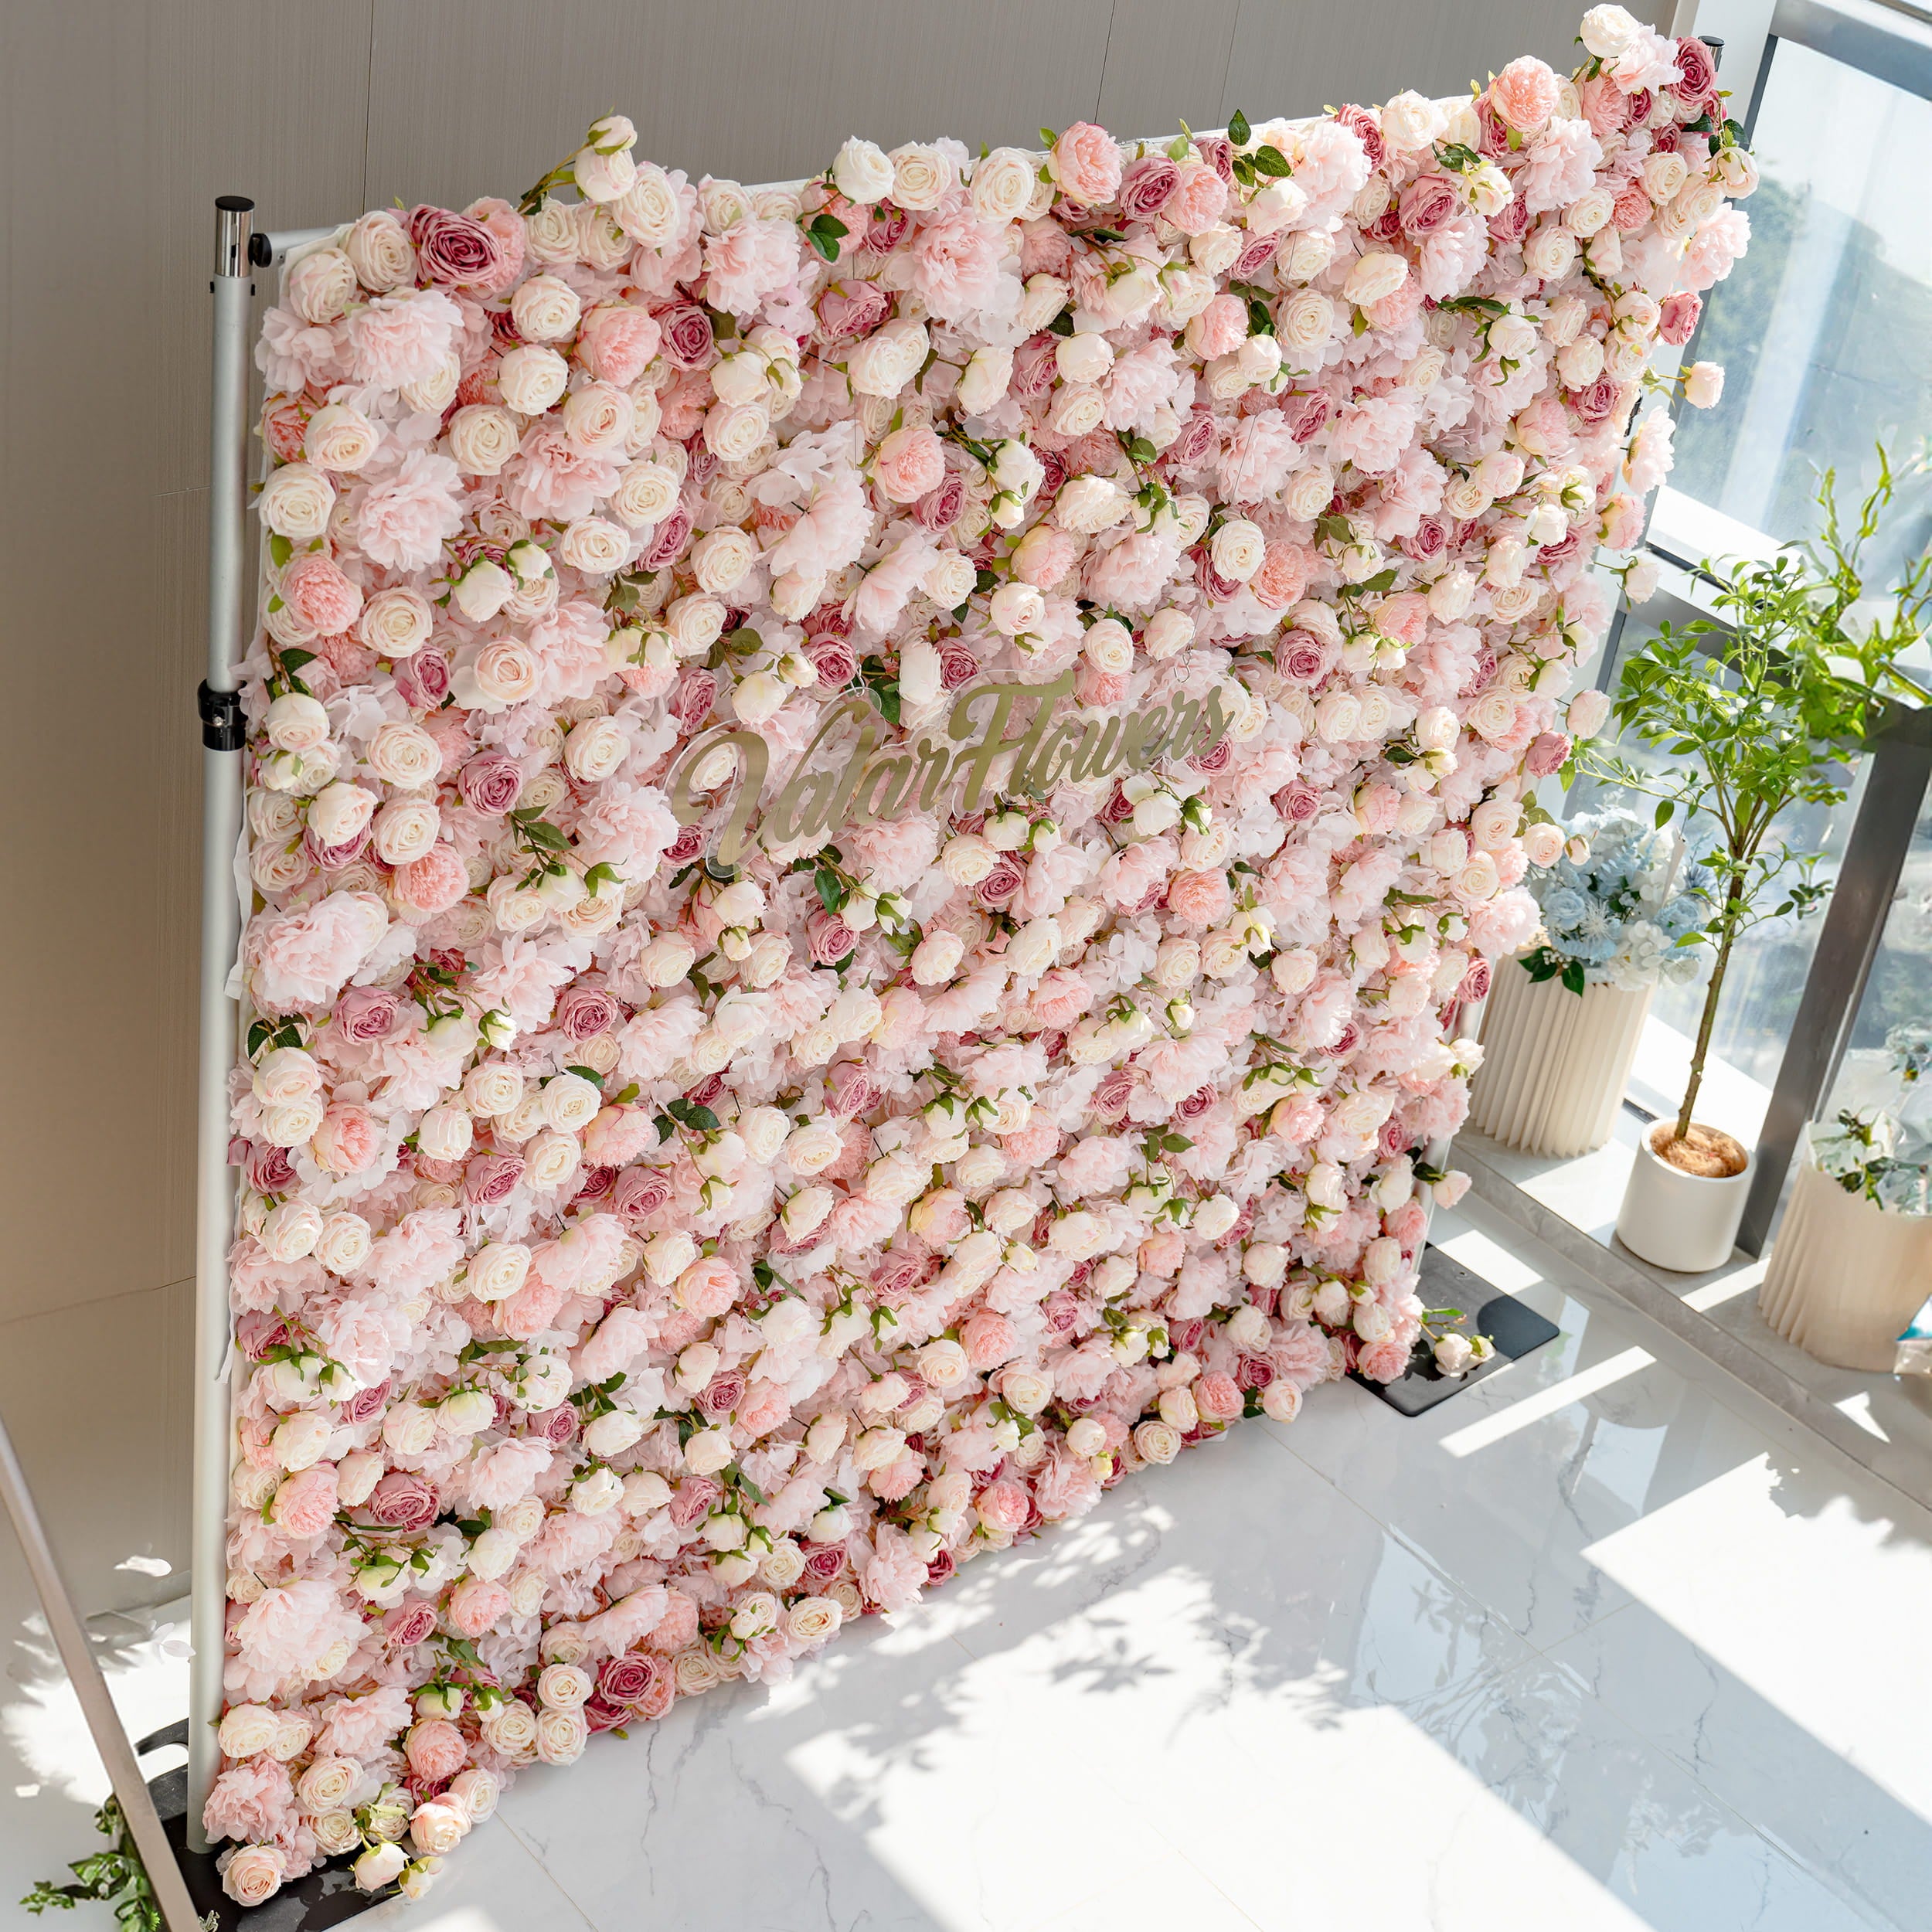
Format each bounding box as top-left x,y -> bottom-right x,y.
667,675 -> 1230,865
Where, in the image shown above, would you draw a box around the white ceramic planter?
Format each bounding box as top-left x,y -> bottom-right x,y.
1759,1154 -> 1932,1371
1615,1125 -> 1752,1273
1468,961 -> 1651,1159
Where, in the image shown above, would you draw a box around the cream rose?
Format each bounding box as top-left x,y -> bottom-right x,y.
497,344 -> 570,414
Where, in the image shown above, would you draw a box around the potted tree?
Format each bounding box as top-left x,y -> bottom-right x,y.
1577,457 -> 1929,1272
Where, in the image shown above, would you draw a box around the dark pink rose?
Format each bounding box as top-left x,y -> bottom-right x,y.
1276,780 -> 1324,822
1399,174 -> 1461,238
816,280 -> 890,342
1091,1067 -> 1134,1120
343,1379 -> 391,1423
872,1251 -> 934,1298
1333,103 -> 1386,167
1525,731 -> 1571,777
669,668 -> 718,731
1457,957 -> 1493,1003
642,505 -> 693,570
1196,550 -> 1242,601
1675,36 -> 1717,97
406,206 -> 502,287
247,1142 -> 297,1195
1475,96 -> 1512,160
685,1072 -> 725,1107
335,984 -> 401,1042
937,641 -> 980,690
804,1543 -> 845,1581
1100,785 -> 1136,825
1399,516 -> 1447,564
1168,1318 -> 1208,1355
1379,1117 -> 1413,1159
574,1165 -> 617,1205
808,910 -> 857,965
236,1311 -> 290,1360
599,1653 -> 663,1707
1196,135 -> 1235,183
1189,736 -> 1232,775
534,1404 -> 578,1447
926,1548 -> 956,1586
696,1371 -> 746,1419
1165,410 -> 1219,469
1118,156 -> 1179,219
665,822 -> 704,864
386,1601 -> 438,1648
457,750 -> 524,815
1011,332 -> 1060,400
913,471 -> 965,532
1488,195 -> 1532,245
367,1470 -> 439,1531
1175,1083 -> 1217,1122
826,1062 -> 879,1118
1540,524 -> 1585,568
1658,291 -> 1702,347
1235,1354 -> 1274,1391
394,648 -> 450,709
807,604 -> 852,643
978,859 -> 1023,906
1571,376 -> 1623,426
612,1165 -> 674,1220
657,304 -> 716,369
465,1152 -> 526,1205
864,207 -> 910,252
581,1693 -> 630,1733
806,638 -> 859,687
557,984 -> 621,1041
1285,389 -> 1332,444
308,823 -> 372,871
1233,229 -> 1277,279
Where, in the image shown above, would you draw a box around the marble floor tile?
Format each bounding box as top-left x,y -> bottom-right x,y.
356,1817 -> 597,1930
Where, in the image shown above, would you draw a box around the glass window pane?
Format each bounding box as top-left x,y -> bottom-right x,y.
1825,762 -> 1932,1115
1670,41 -> 1932,559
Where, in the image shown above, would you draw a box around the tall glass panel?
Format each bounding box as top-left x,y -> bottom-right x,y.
1670,41 -> 1932,562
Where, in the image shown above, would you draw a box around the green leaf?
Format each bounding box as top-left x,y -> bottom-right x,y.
1248,143 -> 1292,179
1655,798 -> 1675,828
1227,108 -> 1251,146
279,647 -> 315,673
654,1112 -> 675,1144
1046,308 -> 1075,337
268,532 -> 293,569
564,1064 -> 604,1086
815,867 -> 845,913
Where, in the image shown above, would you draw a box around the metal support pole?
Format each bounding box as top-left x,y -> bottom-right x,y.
0,1410 -> 206,1931
189,193 -> 255,1855
1739,717 -> 1932,1253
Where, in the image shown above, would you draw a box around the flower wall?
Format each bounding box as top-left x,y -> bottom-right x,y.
212,9 -> 1750,1905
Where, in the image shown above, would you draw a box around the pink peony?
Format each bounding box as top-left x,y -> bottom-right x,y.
356,451 -> 464,570
1489,56 -> 1560,131
346,289 -> 462,389
1052,123 -> 1123,205
872,425 -> 946,504
910,209 -> 1005,321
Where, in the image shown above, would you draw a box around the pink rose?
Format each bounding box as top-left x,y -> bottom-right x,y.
1053,122 -> 1123,205
1524,731 -> 1570,777
466,1151 -> 526,1205
806,637 -> 859,687
393,647 -> 449,709
1399,174 -> 1460,238
1190,293 -> 1248,362
679,1256 -> 740,1318
557,984 -> 621,1041
385,1601 -> 437,1648
978,859 -> 1024,906
335,984 -> 400,1042
975,1479 -> 1032,1532
1356,1335 -> 1414,1383
1675,36 -> 1717,98
816,280 -> 890,342
826,1062 -> 880,1117
598,1653 -> 663,1708
1657,291 -> 1702,348
406,205 -> 503,287
1166,869 -> 1230,927
937,641 -> 981,690
657,304 -> 716,369
612,1165 -> 674,1219
366,1469 -> 439,1531
961,1311 -> 1018,1370
913,471 -> 965,532
457,750 -> 525,815
270,1463 -> 338,1538
1117,156 -> 1179,220
808,910 -> 857,965
872,425 -> 946,504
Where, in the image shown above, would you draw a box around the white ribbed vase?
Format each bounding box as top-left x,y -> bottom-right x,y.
1468,960 -> 1651,1159
1759,1155 -> 1932,1371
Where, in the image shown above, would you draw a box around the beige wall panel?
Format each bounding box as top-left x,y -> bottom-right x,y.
364,0 -> 1115,212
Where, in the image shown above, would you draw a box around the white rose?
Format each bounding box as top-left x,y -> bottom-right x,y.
497,344 -> 570,414
306,781 -> 376,848
1342,251 -> 1409,308
345,209 -> 414,290
260,463 -> 334,540
610,459 -> 681,527
1055,332 -> 1114,386
614,164 -> 682,245
692,526 -> 756,595
969,147 -> 1036,223
832,137 -> 896,204
364,719 -> 440,788
371,798 -> 439,864
1054,475 -> 1130,536
1209,518 -> 1265,583
466,1241 -> 531,1303
957,344 -> 1013,416
357,585 -> 433,658
910,929 -> 966,983
1380,90 -> 1445,152
1579,4 -> 1641,56
1048,383 -> 1106,437
988,581 -> 1044,638
264,691 -> 330,753
889,141 -> 956,211
304,402 -> 379,472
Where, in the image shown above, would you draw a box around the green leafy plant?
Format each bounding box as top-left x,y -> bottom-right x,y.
1577,453 -> 1930,1148
22,1798 -> 213,1930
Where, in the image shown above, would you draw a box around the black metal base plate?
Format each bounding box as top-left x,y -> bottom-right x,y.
1349,1243 -> 1560,1416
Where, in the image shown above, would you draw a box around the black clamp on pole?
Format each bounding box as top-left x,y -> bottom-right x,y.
198,681 -> 246,751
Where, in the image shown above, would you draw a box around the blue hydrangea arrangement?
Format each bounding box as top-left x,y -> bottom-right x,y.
1812,1022 -> 1932,1216
1521,809 -> 1713,995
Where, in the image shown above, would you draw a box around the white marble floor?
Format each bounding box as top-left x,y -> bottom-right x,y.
6,1195 -> 1930,1932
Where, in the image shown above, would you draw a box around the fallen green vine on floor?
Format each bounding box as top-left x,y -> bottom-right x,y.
22,1797 -> 213,1929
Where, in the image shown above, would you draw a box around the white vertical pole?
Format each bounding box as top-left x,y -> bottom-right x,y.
189,194 -> 254,1855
